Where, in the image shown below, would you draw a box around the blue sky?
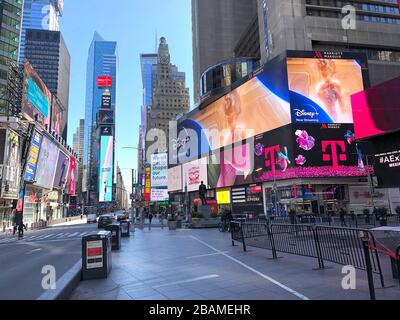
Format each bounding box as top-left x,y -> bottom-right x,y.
61,0 -> 193,191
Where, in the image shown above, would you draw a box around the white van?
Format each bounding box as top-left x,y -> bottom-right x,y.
87,214 -> 97,224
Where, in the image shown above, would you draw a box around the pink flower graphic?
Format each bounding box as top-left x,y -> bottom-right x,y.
295,130 -> 315,151
295,155 -> 307,166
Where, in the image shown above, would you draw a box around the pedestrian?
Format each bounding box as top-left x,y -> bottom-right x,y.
160,208 -> 166,230
17,221 -> 25,240
339,208 -> 346,227
199,181 -> 207,205
148,211 -> 153,230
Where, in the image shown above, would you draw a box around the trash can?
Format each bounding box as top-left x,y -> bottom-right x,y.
105,223 -> 121,250
120,220 -> 130,237
82,231 -> 112,280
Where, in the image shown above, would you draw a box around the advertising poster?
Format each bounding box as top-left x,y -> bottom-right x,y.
98,136 -> 113,202
100,126 -> 113,136
22,60 -> 51,129
97,76 -> 112,88
53,151 -> 69,189
287,57 -> 364,124
51,96 -> 66,139
168,165 -> 182,192
231,185 -> 264,215
24,130 -> 42,182
150,153 -> 168,187
208,143 -> 254,189
98,110 -> 114,124
86,240 -> 103,269
172,57 -> 291,164
351,77 -> 400,140
35,135 -> 59,190
101,90 -> 111,109
1,130 -> 22,199
253,124 -> 368,183
150,189 -> 169,202
0,129 -> 7,168
182,158 -> 208,192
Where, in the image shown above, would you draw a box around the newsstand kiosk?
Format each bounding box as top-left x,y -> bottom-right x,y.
82,231 -> 112,280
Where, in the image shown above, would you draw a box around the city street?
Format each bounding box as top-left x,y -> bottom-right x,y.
0,221 -> 97,300
71,227 -> 400,300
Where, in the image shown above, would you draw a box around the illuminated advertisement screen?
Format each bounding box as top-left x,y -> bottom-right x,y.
253,124 -> 368,183
99,136 -> 113,202
98,110 -> 114,124
97,76 -> 112,88
287,57 -> 365,124
1,130 -> 22,199
24,130 -> 42,182
69,156 -> 76,195
172,56 -> 291,164
216,189 -> 231,205
168,165 -> 182,192
35,135 -> 59,189
182,158 -> 208,192
151,189 -> 169,202
208,143 -> 254,189
51,97 -> 66,138
22,60 -> 51,129
53,151 -> 69,189
101,91 -> 111,109
231,185 -> 264,215
144,166 -> 151,201
150,153 -> 168,187
351,77 -> 400,140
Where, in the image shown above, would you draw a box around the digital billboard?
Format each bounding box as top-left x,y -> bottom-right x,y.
287,57 -> 365,124
351,77 -> 400,140
150,153 -> 168,187
99,136 -> 113,202
51,96 -> 66,138
168,165 -> 182,192
98,110 -> 114,124
208,143 -> 254,189
172,56 -> 291,164
253,124 -> 368,183
101,90 -> 111,109
144,166 -> 151,201
182,158 -> 208,192
69,156 -> 76,195
100,126 -> 113,136
1,130 -> 22,199
22,60 -> 51,129
53,151 -> 69,189
35,135 -> 59,190
151,189 -> 169,202
97,76 -> 113,88
24,130 -> 42,182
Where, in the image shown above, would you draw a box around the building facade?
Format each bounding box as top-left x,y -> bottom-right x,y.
73,119 -> 84,204
83,32 -> 117,207
24,29 -> 70,139
192,0 -> 257,102
146,37 -> 190,155
257,0 -> 400,86
19,0 -> 62,63
0,0 -> 23,116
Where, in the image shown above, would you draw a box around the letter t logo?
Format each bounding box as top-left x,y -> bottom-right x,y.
322,141 -> 347,170
265,145 -> 281,175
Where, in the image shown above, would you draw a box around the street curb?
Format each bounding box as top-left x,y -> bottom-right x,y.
37,260 -> 82,300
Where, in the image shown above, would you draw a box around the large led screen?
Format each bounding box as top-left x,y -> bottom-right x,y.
51,96 -> 66,139
253,124 -> 369,183
69,156 -> 76,195
287,58 -> 364,124
151,189 -> 169,202
351,76 -> 400,140
53,151 -> 69,189
1,130 -> 22,199
35,135 -> 59,189
24,130 -> 42,182
172,57 -> 291,164
99,136 -> 114,202
150,153 -> 168,187
22,60 -> 51,129
168,165 -> 182,192
182,158 -> 208,192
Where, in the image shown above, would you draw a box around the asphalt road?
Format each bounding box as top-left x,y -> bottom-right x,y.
0,222 -> 98,300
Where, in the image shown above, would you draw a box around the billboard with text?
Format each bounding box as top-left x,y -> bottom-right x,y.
99,136 -> 113,202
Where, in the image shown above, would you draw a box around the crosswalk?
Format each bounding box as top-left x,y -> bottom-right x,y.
0,231 -> 97,244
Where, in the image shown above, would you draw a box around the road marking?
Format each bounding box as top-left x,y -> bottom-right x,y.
26,248 -> 42,255
37,234 -> 54,240
79,232 -> 89,237
67,232 -> 80,238
189,235 -> 310,301
153,274 -> 219,288
186,251 -> 229,259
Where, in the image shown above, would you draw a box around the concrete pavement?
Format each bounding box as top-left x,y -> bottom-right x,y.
70,228 -> 400,300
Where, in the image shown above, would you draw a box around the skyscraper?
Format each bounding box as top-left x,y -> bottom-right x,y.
146,37 -> 190,154
257,0 -> 400,86
140,53 -> 158,109
19,0 -> 63,63
83,32 -> 117,205
73,119 -> 84,203
0,0 -> 23,115
24,29 -> 71,139
192,0 -> 257,102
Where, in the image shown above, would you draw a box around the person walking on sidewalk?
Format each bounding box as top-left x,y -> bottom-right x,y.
17,221 -> 26,240
339,208 -> 347,227
148,212 -> 153,230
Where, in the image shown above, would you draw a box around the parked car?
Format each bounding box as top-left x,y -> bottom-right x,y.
87,213 -> 97,224
98,214 -> 115,229
115,212 -> 127,222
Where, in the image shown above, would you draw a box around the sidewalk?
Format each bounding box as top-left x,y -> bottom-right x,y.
70,228 -> 400,300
